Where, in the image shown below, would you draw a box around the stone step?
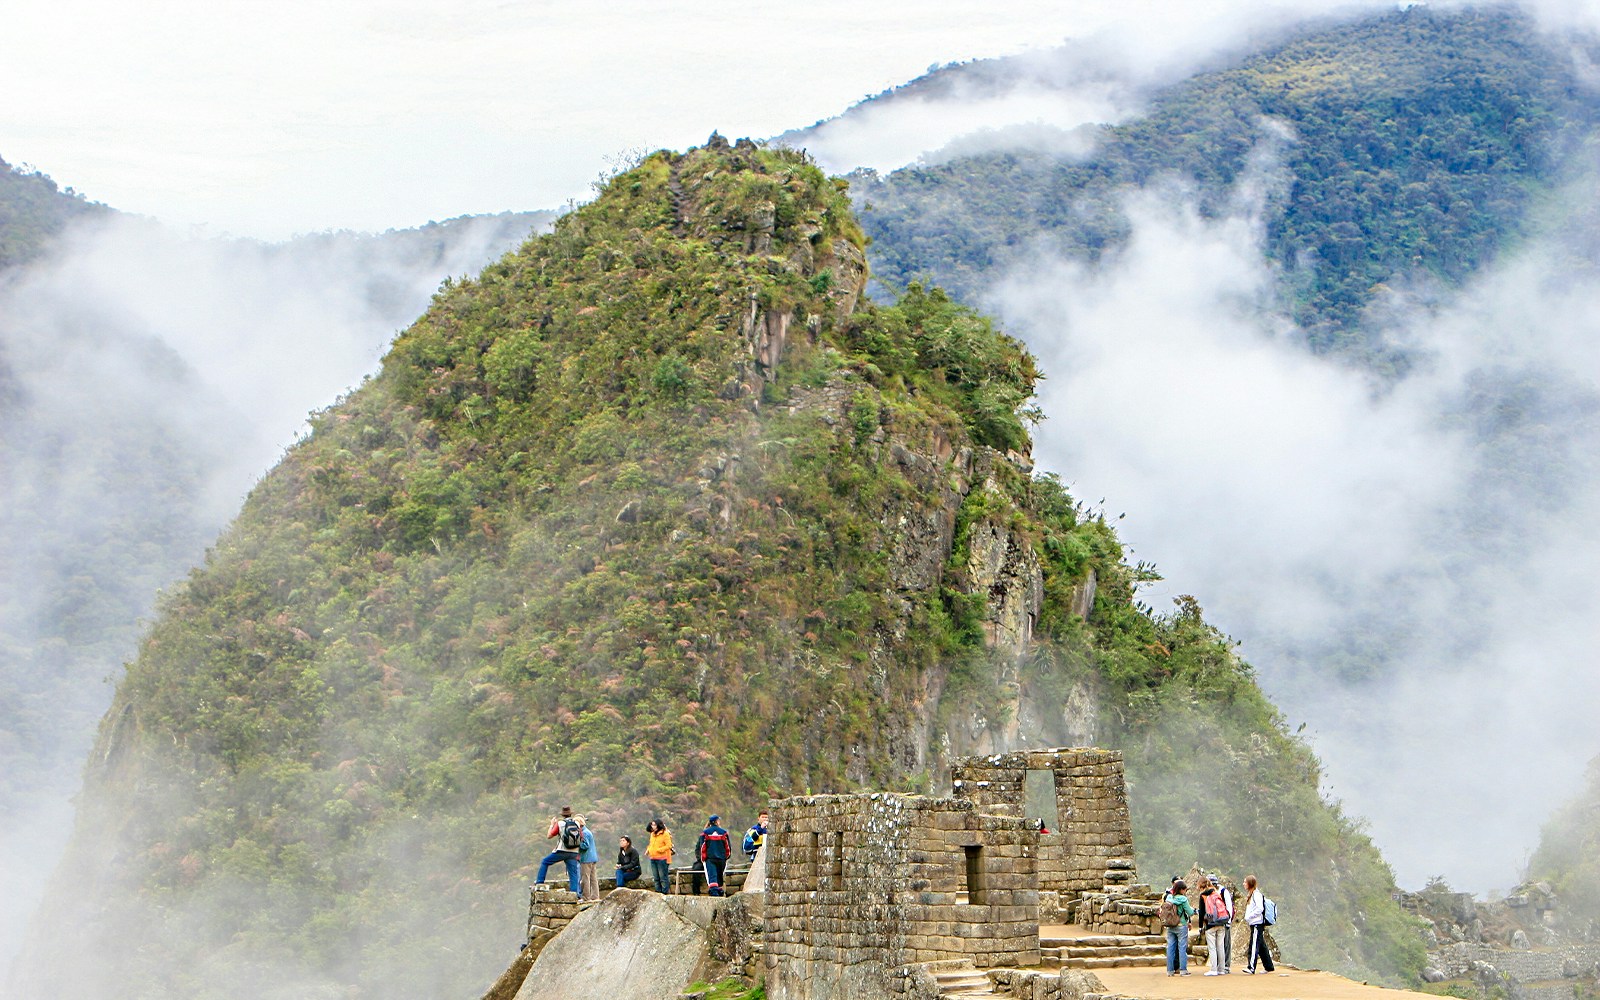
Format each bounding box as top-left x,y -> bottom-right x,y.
1063,944 -> 1167,959
1042,934 -> 1164,947
1064,955 -> 1168,969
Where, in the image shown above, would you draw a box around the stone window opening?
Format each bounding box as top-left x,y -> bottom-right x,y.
809,832 -> 820,889
1024,767 -> 1061,832
829,832 -> 844,889
962,844 -> 986,905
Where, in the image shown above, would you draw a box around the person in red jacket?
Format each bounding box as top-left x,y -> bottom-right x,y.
695,814 -> 732,897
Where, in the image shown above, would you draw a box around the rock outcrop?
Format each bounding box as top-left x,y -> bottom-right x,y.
515,890 -> 721,1000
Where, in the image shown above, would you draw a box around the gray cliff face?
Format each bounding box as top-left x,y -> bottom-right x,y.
965,517 -> 1043,655
771,370 -> 1087,774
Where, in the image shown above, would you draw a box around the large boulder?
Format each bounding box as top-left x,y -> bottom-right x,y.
515,889 -> 720,1000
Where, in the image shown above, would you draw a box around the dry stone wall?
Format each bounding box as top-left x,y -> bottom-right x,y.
950,749 -> 1134,907
763,792 -> 1040,1000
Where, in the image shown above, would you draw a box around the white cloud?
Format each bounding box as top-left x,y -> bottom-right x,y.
991,148 -> 1600,891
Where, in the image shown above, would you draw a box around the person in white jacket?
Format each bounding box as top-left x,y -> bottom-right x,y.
1242,875 -> 1277,974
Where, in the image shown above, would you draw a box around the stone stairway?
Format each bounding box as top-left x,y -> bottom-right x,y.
1042,931 -> 1209,969
928,960 -> 1003,998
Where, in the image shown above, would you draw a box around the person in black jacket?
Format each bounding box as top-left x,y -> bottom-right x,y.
695,815 -> 732,897
615,835 -> 642,889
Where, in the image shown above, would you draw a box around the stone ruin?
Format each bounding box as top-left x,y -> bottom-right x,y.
503,746 -> 1168,1000
762,747 -> 1154,1000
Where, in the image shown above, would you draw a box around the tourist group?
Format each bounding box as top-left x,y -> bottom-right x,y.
534,806 -> 769,899
1159,873 -> 1278,976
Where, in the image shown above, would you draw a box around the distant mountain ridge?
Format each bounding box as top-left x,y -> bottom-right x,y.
850,4 -> 1600,364
0,155 -> 110,268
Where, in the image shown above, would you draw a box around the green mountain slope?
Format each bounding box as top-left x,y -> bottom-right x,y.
856,5 -> 1597,364
13,138 -> 1418,999
0,156 -> 109,269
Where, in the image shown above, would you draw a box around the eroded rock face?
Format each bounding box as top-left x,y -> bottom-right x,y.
966,519 -> 1044,656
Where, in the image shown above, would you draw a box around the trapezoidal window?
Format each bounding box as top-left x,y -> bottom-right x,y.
1025,768 -> 1060,832
962,844 -> 986,905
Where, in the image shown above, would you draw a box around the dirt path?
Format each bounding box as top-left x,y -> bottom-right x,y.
1095,966 -> 1437,1000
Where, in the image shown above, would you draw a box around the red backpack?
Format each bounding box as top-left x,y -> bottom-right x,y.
1204,890 -> 1231,924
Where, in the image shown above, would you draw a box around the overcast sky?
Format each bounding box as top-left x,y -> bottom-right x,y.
1,0 -> 1415,239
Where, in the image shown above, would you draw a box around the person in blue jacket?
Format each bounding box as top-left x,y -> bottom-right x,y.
742,810 -> 769,861
577,814 -> 600,900
696,814 -> 733,897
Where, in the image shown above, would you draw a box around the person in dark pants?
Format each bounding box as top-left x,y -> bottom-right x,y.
645,819 -> 673,893
695,814 -> 732,897
1243,875 -> 1277,974
615,835 -> 642,888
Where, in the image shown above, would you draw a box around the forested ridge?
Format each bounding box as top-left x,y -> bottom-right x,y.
857,5 -> 1598,366
0,155 -> 108,269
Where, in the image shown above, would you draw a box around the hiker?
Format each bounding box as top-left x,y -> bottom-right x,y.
577,814 -> 600,900
1212,872 -> 1235,973
1161,879 -> 1193,976
696,814 -> 732,897
646,818 -> 674,893
1243,875 -> 1276,974
615,835 -> 642,888
1197,874 -> 1232,975
535,806 -> 582,893
742,810 -> 769,861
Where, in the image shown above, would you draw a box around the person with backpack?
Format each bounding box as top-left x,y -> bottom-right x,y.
645,819 -> 674,893
742,810 -> 769,861
1197,875 -> 1232,975
615,835 -> 642,889
696,814 -> 732,897
1242,874 -> 1277,974
577,814 -> 600,900
1211,873 -> 1235,974
1160,879 -> 1193,976
535,805 -> 582,893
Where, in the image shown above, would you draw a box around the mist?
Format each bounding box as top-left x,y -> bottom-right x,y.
789,0 -> 1400,176
985,135 -> 1600,892
0,207 -> 546,979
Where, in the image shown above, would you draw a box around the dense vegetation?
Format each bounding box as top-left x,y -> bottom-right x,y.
0,155 -> 107,268
16,138 -> 1421,999
857,6 -> 1598,365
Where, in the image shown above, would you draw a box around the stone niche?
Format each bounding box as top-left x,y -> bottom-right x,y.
763,793 -> 1040,1000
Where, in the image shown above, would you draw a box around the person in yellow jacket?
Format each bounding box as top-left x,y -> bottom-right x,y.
645,818 -> 674,894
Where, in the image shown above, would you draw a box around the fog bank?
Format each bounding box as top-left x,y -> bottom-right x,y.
990,155 -> 1600,892
0,208 -> 545,977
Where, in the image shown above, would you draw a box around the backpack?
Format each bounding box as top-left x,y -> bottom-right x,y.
1204,890 -> 1231,925
742,829 -> 759,855
1159,897 -> 1180,927
1263,897 -> 1277,926
559,818 -> 582,851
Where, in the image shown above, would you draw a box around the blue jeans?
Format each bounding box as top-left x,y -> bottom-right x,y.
1166,924 -> 1189,973
651,858 -> 671,893
616,868 -> 638,888
537,851 -> 579,892
704,857 -> 726,896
